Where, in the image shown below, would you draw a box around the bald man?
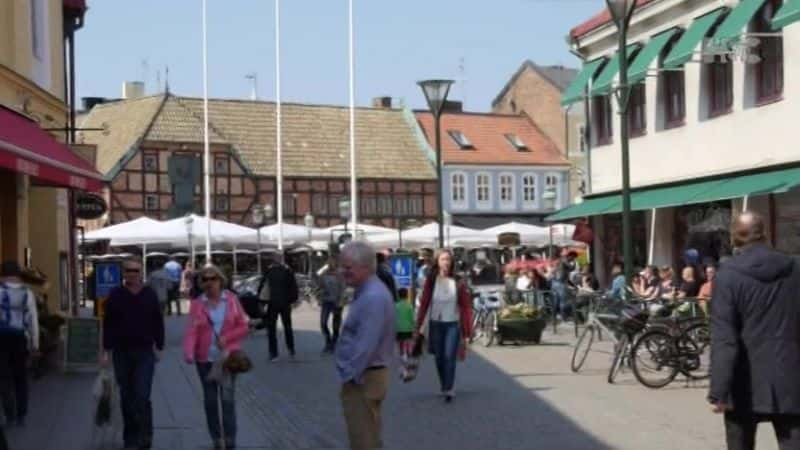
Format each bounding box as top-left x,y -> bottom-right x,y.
709,212 -> 800,450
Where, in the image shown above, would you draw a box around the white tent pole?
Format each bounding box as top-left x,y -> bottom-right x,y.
275,0 -> 284,253
143,243 -> 148,282
348,0 -> 358,235
648,208 -> 656,265
202,0 -> 212,262
233,245 -> 238,276
743,195 -> 749,212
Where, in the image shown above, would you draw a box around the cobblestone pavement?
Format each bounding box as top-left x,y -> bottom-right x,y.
8,305 -> 780,450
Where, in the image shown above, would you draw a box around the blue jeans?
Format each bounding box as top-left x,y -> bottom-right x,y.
428,321 -> 460,392
320,302 -> 343,348
196,363 -> 237,447
112,349 -> 155,449
551,281 -> 568,317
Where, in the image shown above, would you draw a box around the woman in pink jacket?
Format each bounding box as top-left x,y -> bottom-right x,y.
183,265 -> 249,450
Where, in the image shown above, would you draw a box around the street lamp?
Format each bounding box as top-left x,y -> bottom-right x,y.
606,0 -> 637,284
339,199 -> 351,234
184,214 -> 195,268
304,212 -> 314,242
251,203 -> 274,273
418,79 -> 454,249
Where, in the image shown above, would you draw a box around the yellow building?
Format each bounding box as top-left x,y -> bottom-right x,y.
0,0 -> 102,314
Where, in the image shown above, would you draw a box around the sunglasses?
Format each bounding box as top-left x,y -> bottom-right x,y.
202,276 -> 219,282
124,268 -> 141,273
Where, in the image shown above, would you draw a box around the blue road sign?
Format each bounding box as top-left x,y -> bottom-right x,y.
390,255 -> 415,289
95,262 -> 121,298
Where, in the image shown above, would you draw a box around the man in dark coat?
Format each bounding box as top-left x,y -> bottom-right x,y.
258,256 -> 299,361
709,211 -> 800,450
376,252 -> 397,298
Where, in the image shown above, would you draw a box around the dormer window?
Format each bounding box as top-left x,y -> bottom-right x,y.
505,133 -> 528,151
447,130 -> 473,149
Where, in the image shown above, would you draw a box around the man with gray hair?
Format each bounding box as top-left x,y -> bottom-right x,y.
710,211 -> 800,450
335,241 -> 395,450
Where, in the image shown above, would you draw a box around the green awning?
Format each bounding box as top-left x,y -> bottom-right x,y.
560,59 -> 605,106
628,28 -> 680,84
546,166 -> 800,221
772,0 -> 800,29
590,44 -> 641,96
663,9 -> 727,68
712,0 -> 768,44
545,196 -> 620,222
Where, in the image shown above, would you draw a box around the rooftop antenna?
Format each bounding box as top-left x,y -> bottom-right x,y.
245,72 -> 258,100
140,58 -> 149,93
165,65 -> 170,93
457,57 -> 468,108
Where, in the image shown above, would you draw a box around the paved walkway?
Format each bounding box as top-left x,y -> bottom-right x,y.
7,305 -> 781,450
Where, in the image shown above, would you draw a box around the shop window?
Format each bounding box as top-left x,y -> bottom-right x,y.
661,36 -> 686,127
283,194 -> 296,217
708,57 -> 733,116
754,0 -> 784,103
592,95 -> 613,145
628,83 -> 647,136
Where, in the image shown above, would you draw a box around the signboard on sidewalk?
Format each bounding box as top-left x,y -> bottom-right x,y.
390,254 -> 415,290
65,317 -> 101,369
95,262 -> 121,298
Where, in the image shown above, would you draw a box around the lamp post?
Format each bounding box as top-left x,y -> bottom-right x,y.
339,199 -> 351,235
418,79 -> 454,249
606,0 -> 637,284
252,203 -> 274,273
543,190 -> 556,259
184,215 -> 195,268
304,212 -> 314,242
443,211 -> 452,248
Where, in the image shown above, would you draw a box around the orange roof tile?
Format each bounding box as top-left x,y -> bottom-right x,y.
414,112 -> 569,167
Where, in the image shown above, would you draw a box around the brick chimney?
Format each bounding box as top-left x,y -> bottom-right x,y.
442,100 -> 463,113
372,96 -> 393,109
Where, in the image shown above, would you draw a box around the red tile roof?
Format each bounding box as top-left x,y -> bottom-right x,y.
570,0 -> 656,39
414,112 -> 569,167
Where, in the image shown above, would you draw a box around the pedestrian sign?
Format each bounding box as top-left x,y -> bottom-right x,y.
390,255 -> 415,289
95,262 -> 121,298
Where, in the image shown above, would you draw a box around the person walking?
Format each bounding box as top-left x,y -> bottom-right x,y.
710,212 -> 800,450
183,265 -> 249,450
147,264 -> 175,315
258,256 -> 298,361
551,250 -> 577,320
319,258 -> 346,354
164,259 -> 183,315
335,241 -> 395,450
415,249 -> 473,403
0,261 -> 39,428
102,258 -> 164,450
376,252 -> 397,298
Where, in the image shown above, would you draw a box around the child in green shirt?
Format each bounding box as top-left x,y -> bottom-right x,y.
395,288 -> 417,382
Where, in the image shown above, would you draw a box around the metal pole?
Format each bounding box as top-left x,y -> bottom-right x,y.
399,227 -> 403,250
348,0 -> 358,235
435,113 -> 444,248
585,77 -> 593,195
233,245 -> 238,276
617,17 -> 634,285
202,0 -> 212,262
143,243 -> 148,282
256,228 -> 262,273
648,208 -> 656,265
275,0 -> 284,252
743,195 -> 749,212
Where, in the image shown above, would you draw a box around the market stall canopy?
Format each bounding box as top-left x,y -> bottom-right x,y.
369,222 -> 488,248
483,222 -> 552,246
159,214 -> 257,246
84,217 -> 164,244
257,223 -> 328,243
322,223 -> 397,236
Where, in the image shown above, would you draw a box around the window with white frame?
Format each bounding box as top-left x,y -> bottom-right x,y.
450,172 -> 466,206
499,173 -> 514,205
475,173 -> 490,205
29,0 -> 50,89
545,174 -> 560,206
522,174 -> 537,205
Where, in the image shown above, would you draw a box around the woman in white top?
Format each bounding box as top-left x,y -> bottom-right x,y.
415,249 -> 473,403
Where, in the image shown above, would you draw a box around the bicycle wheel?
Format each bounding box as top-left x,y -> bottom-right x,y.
482,311 -> 496,347
607,334 -> 629,384
571,324 -> 594,373
631,329 -> 679,389
469,311 -> 483,344
682,322 -> 711,380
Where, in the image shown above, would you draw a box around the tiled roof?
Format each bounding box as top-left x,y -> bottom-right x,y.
80,94 -> 435,180
78,95 -> 165,176
414,111 -> 569,167
491,61 -> 578,107
570,0 -> 657,39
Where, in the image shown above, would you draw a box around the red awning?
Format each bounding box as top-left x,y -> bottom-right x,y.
0,107 -> 103,191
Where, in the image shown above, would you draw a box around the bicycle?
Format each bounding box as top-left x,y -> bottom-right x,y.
570,295 -> 627,374
470,290 -> 503,347
630,301 -> 710,389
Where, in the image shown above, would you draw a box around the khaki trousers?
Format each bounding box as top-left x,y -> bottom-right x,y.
340,368 -> 389,450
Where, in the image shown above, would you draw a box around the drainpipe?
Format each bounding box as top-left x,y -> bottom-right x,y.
564,104 -> 572,202
568,47 -> 592,195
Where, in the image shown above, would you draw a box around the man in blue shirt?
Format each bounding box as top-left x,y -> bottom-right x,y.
335,241 -> 395,450
608,262 -> 627,301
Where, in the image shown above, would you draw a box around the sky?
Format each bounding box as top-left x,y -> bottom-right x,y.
76,0 -> 601,112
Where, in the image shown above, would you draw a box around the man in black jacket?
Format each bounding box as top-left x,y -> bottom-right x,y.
376,252 -> 397,298
259,256 -> 299,361
710,212 -> 800,450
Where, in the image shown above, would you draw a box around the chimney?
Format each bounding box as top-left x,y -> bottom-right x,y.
122,81 -> 145,99
82,97 -> 107,111
442,100 -> 463,113
372,96 -> 393,109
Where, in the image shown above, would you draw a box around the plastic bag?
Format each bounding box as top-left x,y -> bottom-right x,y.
93,369 -> 113,427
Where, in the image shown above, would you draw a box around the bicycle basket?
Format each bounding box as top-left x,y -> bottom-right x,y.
619,306 -> 649,334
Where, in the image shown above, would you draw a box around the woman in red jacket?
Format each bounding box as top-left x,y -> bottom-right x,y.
183,265 -> 249,450
415,248 -> 473,403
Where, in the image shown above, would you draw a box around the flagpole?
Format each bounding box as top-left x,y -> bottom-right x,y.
275,0 -> 284,253
348,0 -> 358,236
202,0 -> 211,262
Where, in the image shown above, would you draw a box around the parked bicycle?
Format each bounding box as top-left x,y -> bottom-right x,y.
470,290 -> 504,347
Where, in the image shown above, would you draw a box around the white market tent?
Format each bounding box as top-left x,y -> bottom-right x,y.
84,217 -> 164,245
322,222 -> 396,237
369,222 -> 488,249
483,222 -> 551,246
256,223 -> 328,244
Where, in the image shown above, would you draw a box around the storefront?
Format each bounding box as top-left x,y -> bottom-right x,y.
0,106 -> 103,314
548,164 -> 800,285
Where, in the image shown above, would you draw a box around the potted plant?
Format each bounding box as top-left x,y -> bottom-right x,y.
497,303 -> 548,344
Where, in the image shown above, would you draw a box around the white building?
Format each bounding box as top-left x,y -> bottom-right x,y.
551,0 -> 800,282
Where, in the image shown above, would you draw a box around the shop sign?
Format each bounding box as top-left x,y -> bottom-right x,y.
498,232 -> 521,247
75,193 -> 107,220
686,206 -> 731,232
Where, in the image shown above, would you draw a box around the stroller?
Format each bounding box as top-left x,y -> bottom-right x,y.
239,293 -> 268,330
